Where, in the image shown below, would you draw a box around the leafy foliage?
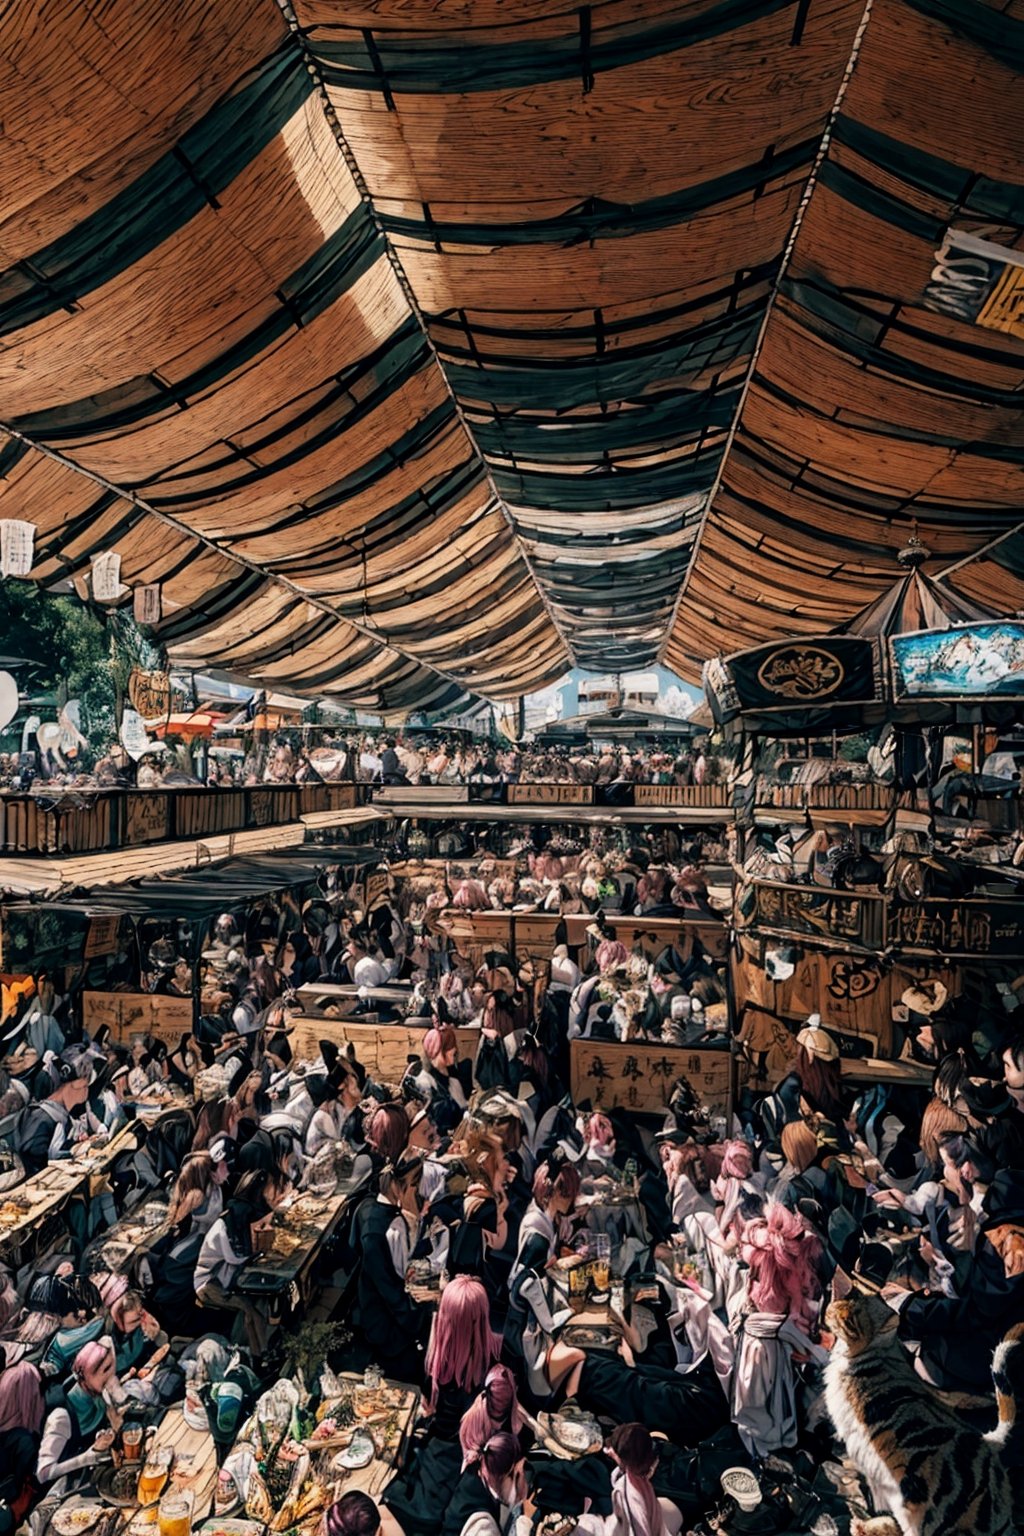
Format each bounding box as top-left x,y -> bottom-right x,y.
0,580 -> 161,750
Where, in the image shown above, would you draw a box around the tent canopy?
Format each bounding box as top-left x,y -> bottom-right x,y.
703,546 -> 1024,735
0,0 -> 1020,711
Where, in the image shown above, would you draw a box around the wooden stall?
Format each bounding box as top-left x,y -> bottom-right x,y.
437,909 -> 728,971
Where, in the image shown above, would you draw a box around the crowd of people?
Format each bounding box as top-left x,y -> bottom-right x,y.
0,835 -> 1021,1536
0,733 -> 720,796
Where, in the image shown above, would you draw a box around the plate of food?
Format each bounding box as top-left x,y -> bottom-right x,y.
52,1505 -> 104,1535
96,1464 -> 147,1508
332,1432 -> 375,1471
551,1412 -> 602,1455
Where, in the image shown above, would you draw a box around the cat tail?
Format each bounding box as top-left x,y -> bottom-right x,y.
987,1321 -> 1024,1459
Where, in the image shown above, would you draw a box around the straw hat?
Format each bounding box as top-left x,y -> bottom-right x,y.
796,1016 -> 839,1061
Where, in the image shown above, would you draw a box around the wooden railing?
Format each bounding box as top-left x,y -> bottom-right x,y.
374,782 -> 733,810
0,783 -> 364,856
753,780 -> 894,812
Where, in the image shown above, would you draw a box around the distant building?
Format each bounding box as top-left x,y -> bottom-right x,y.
578,672 -> 659,714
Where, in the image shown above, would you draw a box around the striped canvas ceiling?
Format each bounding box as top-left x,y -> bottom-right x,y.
0,0 -> 1020,710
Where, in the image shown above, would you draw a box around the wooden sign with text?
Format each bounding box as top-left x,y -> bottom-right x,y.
83,990 -> 193,1045
887,898 -> 1024,958
508,784 -> 594,805
562,912 -> 727,962
124,793 -> 170,845
83,914 -> 122,959
570,1039 -> 731,1115
634,784 -> 730,808
288,1016 -> 478,1083
365,870 -> 392,909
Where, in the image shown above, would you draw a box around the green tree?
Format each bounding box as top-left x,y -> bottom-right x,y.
0,581 -> 161,752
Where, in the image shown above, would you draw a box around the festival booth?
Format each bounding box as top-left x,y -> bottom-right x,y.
0,846 -> 384,1051
706,546 -> 1024,1087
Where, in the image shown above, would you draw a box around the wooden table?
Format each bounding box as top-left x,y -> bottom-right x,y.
0,1120 -> 140,1265
124,1406 -> 218,1536
0,1163 -> 81,1265
46,1406 -> 218,1536
840,1057 -> 933,1087
83,1198 -> 170,1280
236,1184 -> 357,1298
307,1374 -> 420,1499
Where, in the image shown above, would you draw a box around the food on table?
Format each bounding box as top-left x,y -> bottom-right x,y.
52,1506 -> 102,1535
552,1412 -> 601,1453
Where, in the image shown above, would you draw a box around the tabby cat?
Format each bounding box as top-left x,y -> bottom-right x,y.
824,1289 -> 1024,1536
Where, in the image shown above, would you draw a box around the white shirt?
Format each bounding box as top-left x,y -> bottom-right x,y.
194,1217 -> 246,1293
37,1406 -> 105,1484
377,1194 -> 413,1279
306,1104 -> 344,1158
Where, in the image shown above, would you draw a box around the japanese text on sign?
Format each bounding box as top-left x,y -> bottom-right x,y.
570,1039 -> 731,1114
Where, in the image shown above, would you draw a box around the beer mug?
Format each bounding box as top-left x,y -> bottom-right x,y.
122,1423 -> 144,1463
158,1491 -> 193,1536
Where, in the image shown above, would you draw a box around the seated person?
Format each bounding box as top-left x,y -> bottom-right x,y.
36,1338 -> 121,1487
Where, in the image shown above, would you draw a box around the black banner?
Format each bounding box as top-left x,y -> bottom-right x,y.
727,637 -> 876,712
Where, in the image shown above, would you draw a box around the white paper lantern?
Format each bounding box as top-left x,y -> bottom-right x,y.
0,671 -> 17,733
120,708 -> 152,761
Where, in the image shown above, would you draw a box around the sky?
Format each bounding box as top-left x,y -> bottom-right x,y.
525,664 -> 702,725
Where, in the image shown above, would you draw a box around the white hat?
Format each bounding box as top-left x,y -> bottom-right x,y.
796,1016 -> 839,1061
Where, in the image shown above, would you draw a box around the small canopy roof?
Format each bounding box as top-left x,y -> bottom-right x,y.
704,543 -> 1020,736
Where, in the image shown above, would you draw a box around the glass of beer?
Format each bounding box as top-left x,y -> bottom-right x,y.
591,1235 -> 611,1296
122,1423 -> 144,1463
138,1457 -> 170,1506
158,1492 -> 192,1536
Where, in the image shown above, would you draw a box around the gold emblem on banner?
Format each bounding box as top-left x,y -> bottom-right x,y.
757,646 -> 845,700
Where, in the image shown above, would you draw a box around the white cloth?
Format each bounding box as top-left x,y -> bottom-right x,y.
377,1195 -> 412,1279
352,955 -> 388,988
575,1471 -> 682,1536
512,1204 -> 556,1281
550,956 -> 581,993
194,1217 -> 246,1293
305,1104 -> 345,1158
36,1408 -> 104,1485
517,1272 -> 572,1397
459,1510 -> 531,1536
661,1277 -> 735,1397
730,1310 -> 828,1457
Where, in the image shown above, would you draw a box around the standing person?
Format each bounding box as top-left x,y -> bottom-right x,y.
352,1152 -> 433,1381
380,739 -> 406,785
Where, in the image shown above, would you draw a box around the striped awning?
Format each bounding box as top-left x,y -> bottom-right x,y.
0,0 -> 1020,705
